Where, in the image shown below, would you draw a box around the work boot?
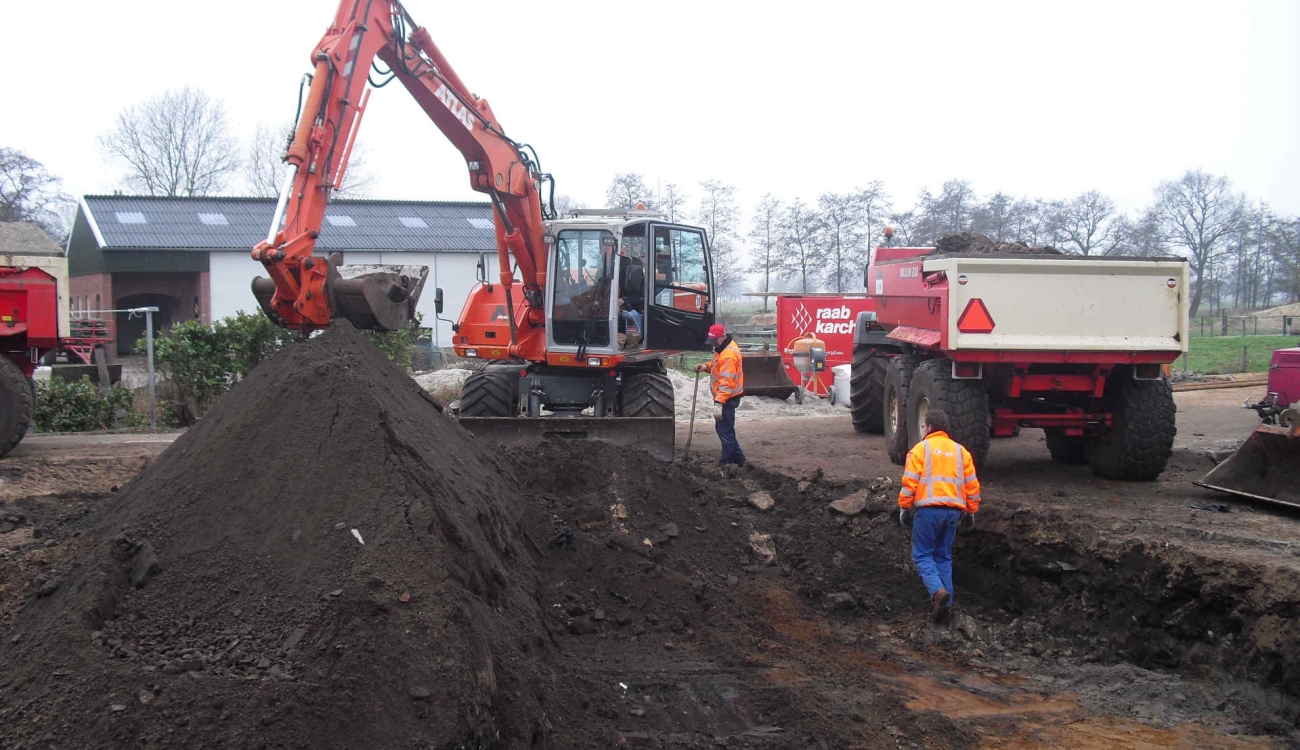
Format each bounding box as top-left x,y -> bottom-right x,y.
931,589 -> 952,624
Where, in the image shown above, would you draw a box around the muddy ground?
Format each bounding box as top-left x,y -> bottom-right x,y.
1,385 -> 1297,748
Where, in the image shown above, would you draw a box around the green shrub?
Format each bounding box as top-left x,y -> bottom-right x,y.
143,310 -> 422,424
35,377 -> 142,432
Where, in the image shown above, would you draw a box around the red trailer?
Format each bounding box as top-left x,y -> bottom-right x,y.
0,250 -> 112,456
851,244 -> 1189,481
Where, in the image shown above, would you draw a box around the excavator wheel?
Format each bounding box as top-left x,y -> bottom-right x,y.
458,371 -> 516,417
621,373 -> 674,417
850,345 -> 887,434
0,357 -> 34,458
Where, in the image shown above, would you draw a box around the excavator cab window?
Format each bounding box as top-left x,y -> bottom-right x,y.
551,229 -> 614,348
645,224 -> 715,351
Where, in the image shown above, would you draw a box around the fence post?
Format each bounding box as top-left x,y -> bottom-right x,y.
1242,345 -> 1248,373
1242,318 -> 1246,337
1221,309 -> 1228,336
145,309 -> 157,431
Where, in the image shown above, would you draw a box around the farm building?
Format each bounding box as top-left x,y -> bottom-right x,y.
66,195 -> 496,355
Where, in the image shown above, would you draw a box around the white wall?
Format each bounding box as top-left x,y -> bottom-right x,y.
207,250 -> 489,346
209,251 -> 264,322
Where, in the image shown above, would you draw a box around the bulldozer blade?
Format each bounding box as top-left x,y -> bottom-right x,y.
741,353 -> 797,400
1195,423 -> 1300,509
455,416 -> 676,462
330,261 -> 429,332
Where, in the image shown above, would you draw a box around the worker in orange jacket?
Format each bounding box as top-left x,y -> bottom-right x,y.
694,323 -> 746,469
898,408 -> 981,623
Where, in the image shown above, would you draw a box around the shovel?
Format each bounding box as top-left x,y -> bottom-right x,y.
684,371 -> 702,459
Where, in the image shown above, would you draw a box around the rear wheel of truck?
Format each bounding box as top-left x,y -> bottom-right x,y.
622,372 -> 674,417
884,354 -> 917,465
1045,429 -> 1089,464
0,358 -> 34,457
1088,375 -> 1175,481
458,370 -> 516,417
850,345 -> 887,434
905,358 -> 991,466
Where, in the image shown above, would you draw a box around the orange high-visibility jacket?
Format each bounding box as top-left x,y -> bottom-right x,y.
707,339 -> 744,404
898,431 -> 982,512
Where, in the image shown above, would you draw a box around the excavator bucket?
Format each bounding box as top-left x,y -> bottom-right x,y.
741,353 -> 797,400
456,416 -> 676,462
1196,414 -> 1300,510
252,253 -> 429,332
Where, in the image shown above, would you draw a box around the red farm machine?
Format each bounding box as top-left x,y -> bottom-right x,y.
0,225 -> 113,456
849,236 -> 1190,481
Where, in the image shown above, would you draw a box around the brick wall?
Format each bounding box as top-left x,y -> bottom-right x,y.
69,273 -> 112,317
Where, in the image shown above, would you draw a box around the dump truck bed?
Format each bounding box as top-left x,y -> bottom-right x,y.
869,252 -> 1189,356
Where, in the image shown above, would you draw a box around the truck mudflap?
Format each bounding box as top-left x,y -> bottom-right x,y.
455,416 -> 675,462
1195,415 -> 1300,510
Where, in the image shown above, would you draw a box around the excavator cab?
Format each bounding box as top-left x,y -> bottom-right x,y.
545,218 -> 715,356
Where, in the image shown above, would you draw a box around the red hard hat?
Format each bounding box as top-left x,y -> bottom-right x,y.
707,324 -> 726,339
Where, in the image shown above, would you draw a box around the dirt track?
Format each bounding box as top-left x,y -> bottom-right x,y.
1,384 -> 1297,748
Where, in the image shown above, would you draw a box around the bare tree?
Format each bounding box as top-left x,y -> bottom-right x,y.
1058,191 -> 1123,255
99,86 -> 240,197
605,172 -> 654,210
747,193 -> 784,312
780,199 -> 818,293
814,192 -> 864,293
659,182 -> 689,223
696,180 -> 743,301
857,180 -> 891,265
971,192 -> 1015,240
1153,169 -> 1246,317
552,194 -> 586,216
243,120 -> 374,198
0,147 -> 72,238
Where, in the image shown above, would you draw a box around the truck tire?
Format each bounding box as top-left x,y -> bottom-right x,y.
459,371 -> 516,417
884,354 -> 917,465
850,345 -> 887,434
0,358 -> 34,457
622,373 -> 674,417
905,358 -> 990,466
1045,429 -> 1088,464
1088,376 -> 1175,481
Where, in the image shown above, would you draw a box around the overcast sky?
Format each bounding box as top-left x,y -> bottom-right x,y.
4,0 -> 1296,221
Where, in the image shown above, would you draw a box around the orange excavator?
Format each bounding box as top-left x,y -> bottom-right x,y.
251,0 -> 716,459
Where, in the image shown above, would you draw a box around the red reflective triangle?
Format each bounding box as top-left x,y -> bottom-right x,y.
957,298 -> 995,334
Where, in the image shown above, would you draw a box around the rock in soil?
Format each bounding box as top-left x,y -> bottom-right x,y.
747,491 -> 776,512
829,490 -> 870,516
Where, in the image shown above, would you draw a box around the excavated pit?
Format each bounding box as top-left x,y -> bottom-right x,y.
1,325 -> 1297,748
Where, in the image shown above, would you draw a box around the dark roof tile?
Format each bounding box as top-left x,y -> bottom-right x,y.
81,195 -> 495,253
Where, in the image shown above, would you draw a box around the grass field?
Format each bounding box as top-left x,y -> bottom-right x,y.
1180,336 -> 1300,374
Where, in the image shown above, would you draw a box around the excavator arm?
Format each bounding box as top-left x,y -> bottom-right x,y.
251,0 -> 550,333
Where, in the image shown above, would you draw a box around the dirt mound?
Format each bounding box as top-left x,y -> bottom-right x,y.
0,322 -> 554,748
933,231 -> 1062,256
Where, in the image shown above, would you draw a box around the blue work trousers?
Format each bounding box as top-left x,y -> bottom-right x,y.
716,397 -> 746,465
911,507 -> 961,603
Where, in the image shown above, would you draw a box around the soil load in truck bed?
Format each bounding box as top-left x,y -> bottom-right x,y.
0,322 -> 556,748
932,231 -> 1063,256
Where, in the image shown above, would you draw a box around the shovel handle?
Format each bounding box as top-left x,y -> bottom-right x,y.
684,370 -> 702,458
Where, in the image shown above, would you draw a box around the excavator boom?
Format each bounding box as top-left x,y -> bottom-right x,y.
251,0 -> 549,334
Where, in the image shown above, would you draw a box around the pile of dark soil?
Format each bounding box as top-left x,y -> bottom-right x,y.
933,231 -> 1062,256
0,322 -> 555,748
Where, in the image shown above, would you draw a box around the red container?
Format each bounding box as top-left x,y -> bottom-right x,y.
775,294 -> 875,396
1268,348 -> 1300,408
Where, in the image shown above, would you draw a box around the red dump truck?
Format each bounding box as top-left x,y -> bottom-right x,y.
850,242 -> 1190,481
